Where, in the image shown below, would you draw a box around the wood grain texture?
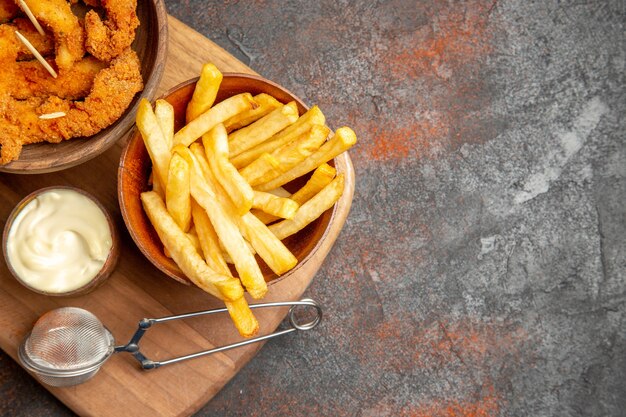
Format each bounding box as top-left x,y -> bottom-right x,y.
0,15 -> 354,417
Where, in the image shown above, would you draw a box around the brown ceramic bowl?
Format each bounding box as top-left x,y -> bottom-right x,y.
0,0 -> 168,174
2,186 -> 120,296
118,73 -> 338,287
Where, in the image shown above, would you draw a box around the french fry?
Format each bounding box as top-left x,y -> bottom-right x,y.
177,146 -> 268,299
240,124 -> 330,186
140,191 -> 243,301
191,145 -> 296,277
191,199 -> 230,275
149,168 -> 164,199
252,190 -> 299,219
225,297 -> 259,337
240,211 -> 297,275
290,163 -> 336,204
166,153 -> 192,232
269,174 -> 345,240
239,152 -> 283,188
267,187 -> 292,198
255,127 -> 356,191
269,124 -> 330,167
192,201 -> 260,338
202,124 -> 254,215
174,93 -> 256,147
137,99 -> 170,190
223,93 -> 281,133
230,105 -> 325,169
186,63 -> 223,123
155,99 -> 174,150
186,226 -> 201,254
218,236 -> 256,264
228,101 -> 299,157
252,163 -> 336,224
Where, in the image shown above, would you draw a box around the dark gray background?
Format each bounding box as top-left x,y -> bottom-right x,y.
1,1 -> 624,416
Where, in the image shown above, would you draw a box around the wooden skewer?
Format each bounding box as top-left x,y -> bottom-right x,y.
39,112 -> 66,120
18,0 -> 45,36
14,30 -> 57,78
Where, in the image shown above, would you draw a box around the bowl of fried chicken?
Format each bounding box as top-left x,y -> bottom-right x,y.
0,0 -> 167,173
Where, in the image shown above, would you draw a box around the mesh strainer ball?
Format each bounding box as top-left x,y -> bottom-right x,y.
18,307 -> 115,387
17,299 -> 322,387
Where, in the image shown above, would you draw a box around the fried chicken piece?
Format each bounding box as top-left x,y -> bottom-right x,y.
0,20 -> 94,100
0,0 -> 19,23
0,48 -> 143,164
55,48 -> 143,138
19,0 -> 85,69
0,95 -> 49,163
5,56 -> 105,99
0,18 -> 55,61
0,20 -> 24,62
85,0 -> 138,61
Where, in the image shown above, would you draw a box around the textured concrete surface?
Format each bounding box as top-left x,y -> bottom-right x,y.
1,0 -> 625,416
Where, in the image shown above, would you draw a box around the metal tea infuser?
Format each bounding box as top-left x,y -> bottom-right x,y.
18,299 -> 322,387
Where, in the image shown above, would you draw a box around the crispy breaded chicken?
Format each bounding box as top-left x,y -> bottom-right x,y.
19,0 -> 85,69
7,56 -> 106,99
0,19 -> 99,100
0,18 -> 54,60
0,48 -> 143,163
0,0 -> 19,23
85,0 -> 139,61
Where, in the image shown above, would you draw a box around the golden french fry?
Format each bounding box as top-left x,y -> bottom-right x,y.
155,99 -> 174,150
256,127 -> 356,191
202,124 -> 254,215
238,152 -> 282,188
137,98 -> 171,190
269,174 -> 345,240
290,163 -> 336,204
269,124 -> 330,166
250,210 -> 278,225
240,211 -> 297,275
219,238 -> 255,264
191,145 -> 296,277
240,124 -> 330,186
252,191 -> 299,219
228,101 -> 299,157
191,198 -> 230,275
178,146 -> 267,299
149,168 -> 164,199
230,105 -> 325,169
145,191 -> 258,337
252,163 -> 336,224
174,93 -> 256,147
267,187 -> 292,198
186,226 -> 201,254
163,228 -> 199,256
186,63 -> 223,123
166,153 -> 192,232
140,191 -> 244,301
225,297 -> 259,337
223,93 -> 281,133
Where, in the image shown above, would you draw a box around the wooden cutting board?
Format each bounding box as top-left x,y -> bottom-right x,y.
0,15 -> 354,417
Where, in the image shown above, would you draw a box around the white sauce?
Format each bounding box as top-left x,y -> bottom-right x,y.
6,189 -> 113,293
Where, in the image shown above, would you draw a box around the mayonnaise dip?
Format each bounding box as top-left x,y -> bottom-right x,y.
6,189 -> 113,293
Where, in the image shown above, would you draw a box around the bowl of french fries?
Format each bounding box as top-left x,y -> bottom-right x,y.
118,64 -> 356,336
